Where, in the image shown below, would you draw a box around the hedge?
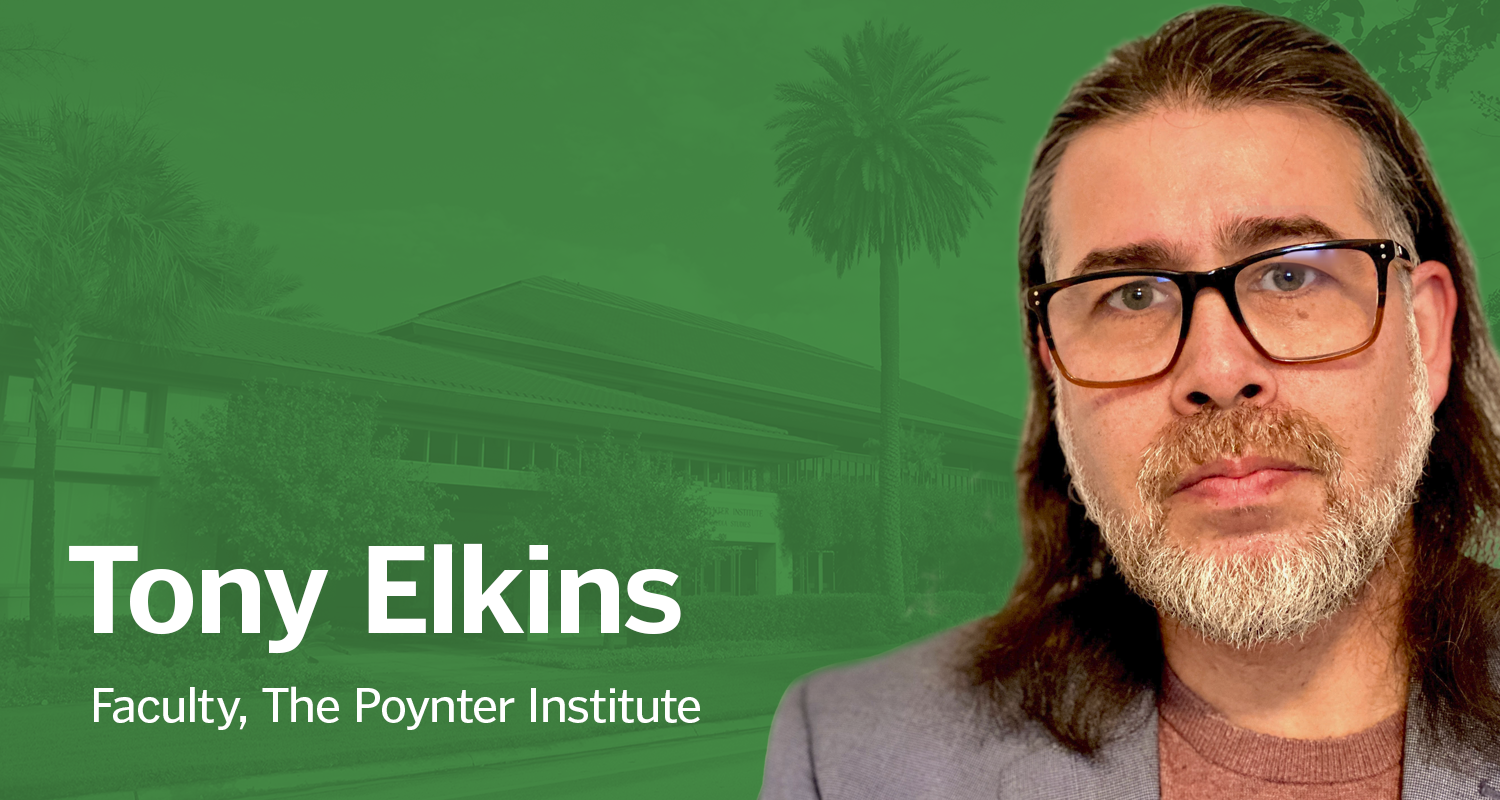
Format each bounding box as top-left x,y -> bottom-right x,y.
666,591 -> 1001,647
774,479 -> 1022,595
0,616 -> 255,662
0,617 -> 364,708
670,593 -> 892,645
895,591 -> 1003,641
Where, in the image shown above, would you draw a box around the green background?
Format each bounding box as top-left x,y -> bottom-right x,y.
2,1 -> 1497,797
8,0 -> 1499,417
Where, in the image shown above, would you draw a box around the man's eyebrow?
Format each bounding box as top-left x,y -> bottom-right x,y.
1215,215 -> 1344,255
1065,215 -> 1347,278
1071,241 -> 1191,276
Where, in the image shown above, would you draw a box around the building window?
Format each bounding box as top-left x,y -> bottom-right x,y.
696,547 -> 757,595
62,383 -> 150,434
483,437 -> 508,468
2,375 -> 151,445
401,429 -> 428,461
456,434 -> 482,467
428,431 -> 456,464
512,440 -> 537,468
674,457 -> 758,489
396,428 -> 560,471
794,551 -> 835,594
3,375 -> 33,425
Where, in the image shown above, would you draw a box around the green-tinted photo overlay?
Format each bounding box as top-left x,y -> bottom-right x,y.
2,1 -> 1496,797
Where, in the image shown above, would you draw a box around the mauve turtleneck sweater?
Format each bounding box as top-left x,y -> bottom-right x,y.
1159,668 -> 1404,799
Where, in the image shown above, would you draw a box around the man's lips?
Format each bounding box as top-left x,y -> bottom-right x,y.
1172,456 -> 1314,501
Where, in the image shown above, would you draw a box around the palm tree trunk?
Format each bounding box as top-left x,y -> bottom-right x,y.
28,319 -> 79,654
877,233 -> 904,609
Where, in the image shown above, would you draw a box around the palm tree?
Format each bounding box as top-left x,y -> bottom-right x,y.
769,23 -> 997,607
206,218 -> 320,322
0,104 -> 229,652
0,24 -> 85,86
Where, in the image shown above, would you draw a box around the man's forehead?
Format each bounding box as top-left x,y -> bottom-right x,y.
1045,104 -> 1371,280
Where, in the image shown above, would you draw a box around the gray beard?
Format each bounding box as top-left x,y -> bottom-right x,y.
1054,324 -> 1434,648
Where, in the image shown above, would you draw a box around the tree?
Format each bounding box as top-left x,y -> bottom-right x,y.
1248,0 -> 1500,110
163,379 -> 449,579
500,431 -> 717,580
865,425 -> 948,485
768,22 -> 997,608
205,218 -> 320,322
0,24 -> 85,85
0,104 -> 231,653
1476,90 -> 1500,125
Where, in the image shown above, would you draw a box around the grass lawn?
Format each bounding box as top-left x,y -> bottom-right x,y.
1,642 -> 888,799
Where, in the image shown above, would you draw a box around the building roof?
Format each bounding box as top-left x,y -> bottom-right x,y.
160,312 -> 818,447
390,276 -> 1019,441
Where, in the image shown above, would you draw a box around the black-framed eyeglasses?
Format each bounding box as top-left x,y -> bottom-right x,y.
1025,239 -> 1410,388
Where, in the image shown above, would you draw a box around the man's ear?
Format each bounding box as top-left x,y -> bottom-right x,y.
1409,259 -> 1458,413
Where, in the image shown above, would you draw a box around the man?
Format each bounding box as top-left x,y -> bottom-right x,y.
761,6 -> 1500,799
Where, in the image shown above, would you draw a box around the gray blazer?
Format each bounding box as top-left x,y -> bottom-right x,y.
760,625 -> 1500,799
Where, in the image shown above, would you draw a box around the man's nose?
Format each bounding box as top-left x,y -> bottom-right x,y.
1167,288 -> 1277,414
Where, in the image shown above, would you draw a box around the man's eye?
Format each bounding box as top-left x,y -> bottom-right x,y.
1256,263 -> 1319,292
1106,281 -> 1166,311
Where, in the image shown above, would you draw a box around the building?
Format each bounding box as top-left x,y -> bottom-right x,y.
0,277 -> 1020,619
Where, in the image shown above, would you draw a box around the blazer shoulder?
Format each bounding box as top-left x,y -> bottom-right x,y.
763,621 -> 1162,800
796,622 -> 990,731
762,622 -> 1035,799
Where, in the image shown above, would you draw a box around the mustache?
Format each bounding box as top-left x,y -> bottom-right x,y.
1137,405 -> 1344,505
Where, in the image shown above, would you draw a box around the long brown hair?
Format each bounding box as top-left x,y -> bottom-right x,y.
971,5 -> 1500,756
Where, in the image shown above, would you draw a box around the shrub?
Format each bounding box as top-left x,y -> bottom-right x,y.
499,431 -> 718,578
669,593 -> 894,646
893,591 -> 1002,642
662,591 -> 1000,650
0,616 -> 252,662
775,479 -> 1021,595
163,379 -> 450,580
0,617 -> 364,708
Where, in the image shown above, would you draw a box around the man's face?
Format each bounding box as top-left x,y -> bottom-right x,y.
1045,103 -> 1453,646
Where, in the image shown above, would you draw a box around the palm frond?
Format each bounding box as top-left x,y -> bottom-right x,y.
769,21 -> 999,273
0,102 -> 237,342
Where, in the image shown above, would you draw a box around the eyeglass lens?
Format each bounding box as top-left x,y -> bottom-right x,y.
1045,247 -> 1381,385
